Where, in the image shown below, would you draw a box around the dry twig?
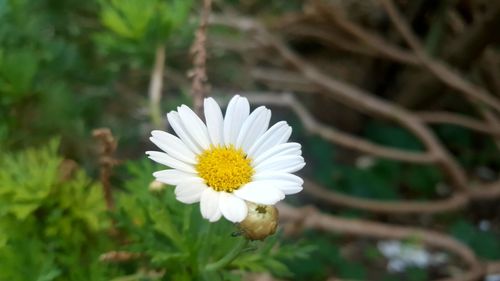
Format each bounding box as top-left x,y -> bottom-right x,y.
92,128 -> 118,211
303,179 -> 468,214
400,2 -> 500,108
377,0 -> 500,113
417,111 -> 500,136
310,0 -> 420,66
259,20 -> 465,191
246,92 -> 500,209
190,0 -> 212,115
246,92 -> 434,163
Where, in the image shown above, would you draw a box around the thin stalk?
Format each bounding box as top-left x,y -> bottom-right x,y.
204,238 -> 248,272
149,44 -> 166,128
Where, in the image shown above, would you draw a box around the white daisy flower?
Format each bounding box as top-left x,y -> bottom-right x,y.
146,95 -> 305,223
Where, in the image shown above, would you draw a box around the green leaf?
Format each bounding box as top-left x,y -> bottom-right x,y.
0,48 -> 39,96
150,206 -> 185,250
451,220 -> 500,259
365,122 -> 424,151
100,0 -> 155,40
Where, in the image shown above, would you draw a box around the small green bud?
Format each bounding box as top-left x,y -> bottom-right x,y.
239,202 -> 278,241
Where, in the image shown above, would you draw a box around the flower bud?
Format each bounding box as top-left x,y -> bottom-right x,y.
239,202 -> 278,241
148,180 -> 165,192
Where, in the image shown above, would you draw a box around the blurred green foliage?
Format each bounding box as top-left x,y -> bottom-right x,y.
95,0 -> 193,63
451,220 -> 500,260
0,0 -> 101,146
0,142 -> 310,281
0,140 -> 114,281
0,0 -> 193,158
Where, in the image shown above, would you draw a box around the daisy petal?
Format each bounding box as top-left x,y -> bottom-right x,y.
146,151 -> 197,173
252,142 -> 301,166
236,106 -> 271,152
175,182 -> 206,204
178,105 -> 210,150
247,121 -> 291,158
234,181 -> 285,205
253,171 -> 304,186
219,192 -> 248,223
153,169 -> 202,185
278,185 -> 303,195
254,155 -> 305,173
224,95 -> 250,145
210,208 -> 222,222
150,130 -> 197,164
245,179 -> 303,195
200,188 -> 221,222
167,111 -> 202,154
204,97 -> 224,146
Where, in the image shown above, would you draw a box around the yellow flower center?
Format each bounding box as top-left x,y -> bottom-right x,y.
196,145 -> 254,192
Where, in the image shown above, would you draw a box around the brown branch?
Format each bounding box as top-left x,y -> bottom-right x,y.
377,0 -> 500,113
310,0 -> 420,66
398,3 -> 500,108
487,261 -> 500,275
472,104 -> 500,149
278,203 -> 484,281
417,111 -> 500,136
257,26 -> 467,192
92,128 -> 118,211
246,92 -> 435,163
303,179 -> 468,214
305,178 -> 500,213
444,2 -> 500,70
475,50 -> 500,150
468,180 -> 500,200
190,0 -> 212,116
281,25 -> 379,58
247,93 -> 500,207
250,68 -> 314,93
480,49 -> 500,97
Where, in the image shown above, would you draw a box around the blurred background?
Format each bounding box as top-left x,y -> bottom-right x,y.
1,0 -> 500,280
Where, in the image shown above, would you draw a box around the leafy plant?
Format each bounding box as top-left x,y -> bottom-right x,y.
95,0 -> 193,60
451,220 -> 500,260
0,139 -> 114,281
110,159 -> 312,281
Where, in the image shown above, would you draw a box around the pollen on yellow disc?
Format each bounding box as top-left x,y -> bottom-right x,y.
196,145 -> 254,192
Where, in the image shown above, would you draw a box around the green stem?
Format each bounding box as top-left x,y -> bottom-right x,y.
204,238 -> 249,272
149,44 -> 166,129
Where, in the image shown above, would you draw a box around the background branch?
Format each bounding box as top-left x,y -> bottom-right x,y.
417,111 -> 500,136
311,0 -> 420,66
246,92 -> 435,163
378,0 -> 500,113
92,128 -> 118,211
190,0 -> 212,116
303,179 -> 468,214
